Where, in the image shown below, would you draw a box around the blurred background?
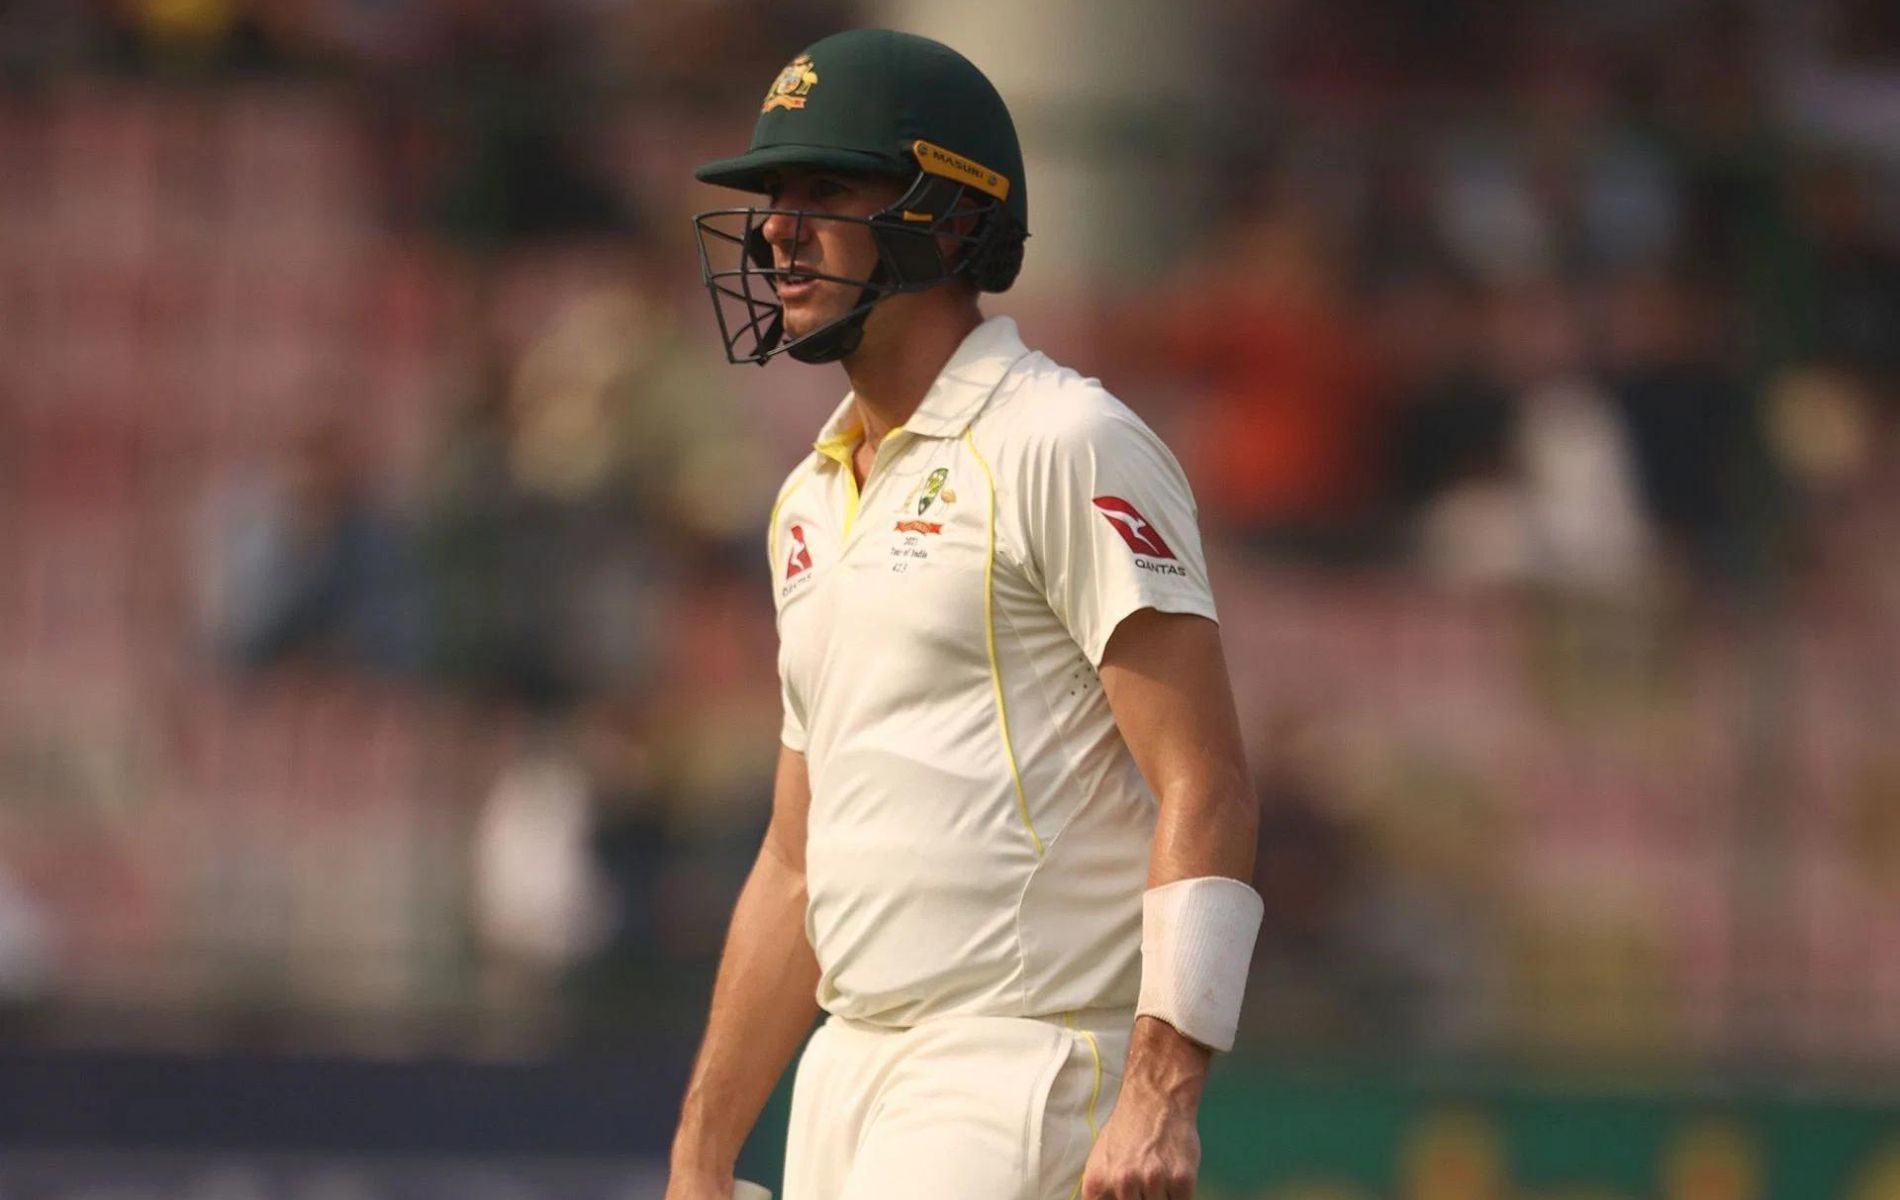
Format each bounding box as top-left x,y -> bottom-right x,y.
1,0 -> 1898,1196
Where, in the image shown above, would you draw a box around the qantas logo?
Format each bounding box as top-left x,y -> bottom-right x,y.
1092,496 -> 1176,560
785,523 -> 814,578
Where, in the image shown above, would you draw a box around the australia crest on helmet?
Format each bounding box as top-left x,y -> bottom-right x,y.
762,54 -> 819,113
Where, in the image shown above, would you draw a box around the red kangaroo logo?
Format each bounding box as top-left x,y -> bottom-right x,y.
1091,496 -> 1176,559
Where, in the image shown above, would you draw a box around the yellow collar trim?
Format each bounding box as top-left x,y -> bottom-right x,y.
812,424 -> 861,465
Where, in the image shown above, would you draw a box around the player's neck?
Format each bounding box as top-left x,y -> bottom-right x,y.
841,296 -> 982,456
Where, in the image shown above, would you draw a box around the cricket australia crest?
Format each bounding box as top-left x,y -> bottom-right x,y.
762,55 -> 819,113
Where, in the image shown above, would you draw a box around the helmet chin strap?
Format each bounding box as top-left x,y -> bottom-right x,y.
785,286 -> 874,362
784,275 -> 884,364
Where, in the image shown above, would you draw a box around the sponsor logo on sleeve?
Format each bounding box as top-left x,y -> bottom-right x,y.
1092,496 -> 1188,576
785,523 -> 814,578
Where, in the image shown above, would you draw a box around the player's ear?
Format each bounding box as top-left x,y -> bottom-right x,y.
933,199 -> 983,270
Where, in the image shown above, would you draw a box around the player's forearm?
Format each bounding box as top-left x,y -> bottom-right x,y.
1127,762 -> 1257,1094
1145,760 -> 1257,887
671,847 -> 821,1174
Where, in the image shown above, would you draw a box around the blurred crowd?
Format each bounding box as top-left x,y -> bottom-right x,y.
1,0 -> 1898,1074
1112,2 -> 1900,596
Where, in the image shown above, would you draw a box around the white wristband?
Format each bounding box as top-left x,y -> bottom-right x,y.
1135,876 -> 1264,1052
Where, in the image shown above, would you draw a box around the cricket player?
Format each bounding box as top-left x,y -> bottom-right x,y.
668,29 -> 1262,1200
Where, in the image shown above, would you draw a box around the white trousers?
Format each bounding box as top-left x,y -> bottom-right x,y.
783,1010 -> 1130,1200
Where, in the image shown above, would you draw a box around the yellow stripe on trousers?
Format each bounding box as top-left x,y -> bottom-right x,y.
1063,1012 -> 1104,1200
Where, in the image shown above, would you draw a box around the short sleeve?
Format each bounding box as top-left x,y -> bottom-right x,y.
778,653 -> 809,752
766,482 -> 811,753
1017,400 -> 1218,665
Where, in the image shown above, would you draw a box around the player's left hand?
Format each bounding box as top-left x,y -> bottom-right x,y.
1077,1055 -> 1203,1197
1079,1015 -> 1209,1198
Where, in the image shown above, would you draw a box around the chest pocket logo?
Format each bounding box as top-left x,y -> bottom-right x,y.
895,467 -> 956,536
889,468 -> 961,570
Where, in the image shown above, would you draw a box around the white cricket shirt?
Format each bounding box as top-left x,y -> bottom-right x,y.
768,316 -> 1218,1026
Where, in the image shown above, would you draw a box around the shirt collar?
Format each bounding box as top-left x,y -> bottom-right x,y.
810,315 -> 1031,459
903,315 -> 1032,438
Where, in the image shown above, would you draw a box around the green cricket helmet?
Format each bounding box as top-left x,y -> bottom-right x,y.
692,29 -> 1029,365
